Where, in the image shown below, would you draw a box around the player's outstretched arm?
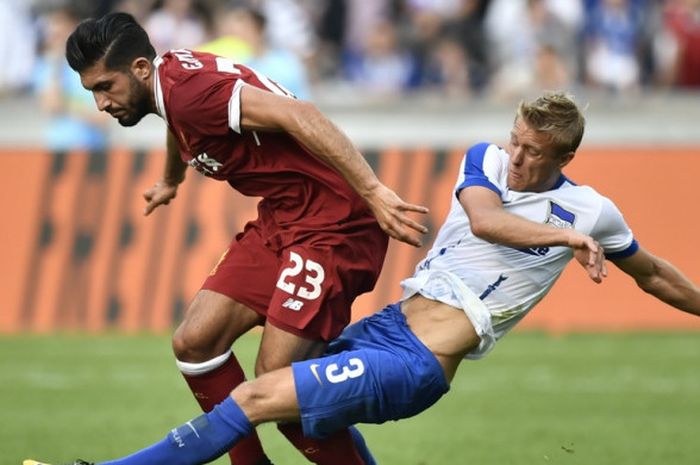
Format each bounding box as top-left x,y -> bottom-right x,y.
143,129 -> 187,215
460,185 -> 607,282
238,85 -> 428,247
612,247 -> 700,317
460,186 -> 576,248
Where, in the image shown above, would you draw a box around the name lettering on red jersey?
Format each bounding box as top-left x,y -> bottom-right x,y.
172,49 -> 203,70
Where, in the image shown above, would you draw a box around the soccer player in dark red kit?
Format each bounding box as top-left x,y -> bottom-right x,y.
65,12 -> 428,465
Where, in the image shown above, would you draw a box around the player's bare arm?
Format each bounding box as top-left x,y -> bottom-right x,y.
613,247 -> 700,316
238,84 -> 429,247
460,185 -> 607,282
143,129 -> 188,215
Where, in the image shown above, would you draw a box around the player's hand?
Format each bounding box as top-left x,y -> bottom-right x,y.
366,184 -> 429,247
569,231 -> 607,283
143,179 -> 179,216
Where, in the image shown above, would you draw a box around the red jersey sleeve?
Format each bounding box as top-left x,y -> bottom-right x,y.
160,51 -> 295,138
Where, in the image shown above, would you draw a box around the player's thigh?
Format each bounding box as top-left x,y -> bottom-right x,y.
173,289 -> 263,361
201,223 -> 281,315
174,225 -> 278,360
266,240 -> 385,343
255,321 -> 327,375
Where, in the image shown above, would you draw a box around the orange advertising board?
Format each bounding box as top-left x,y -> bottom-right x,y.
1,146 -> 698,333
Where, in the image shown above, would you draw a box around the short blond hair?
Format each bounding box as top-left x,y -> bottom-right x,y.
517,92 -> 586,156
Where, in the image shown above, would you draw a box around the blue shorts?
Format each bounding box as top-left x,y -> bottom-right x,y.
292,303 -> 450,439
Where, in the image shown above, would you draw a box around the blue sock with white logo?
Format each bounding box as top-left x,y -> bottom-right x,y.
99,396 -> 253,465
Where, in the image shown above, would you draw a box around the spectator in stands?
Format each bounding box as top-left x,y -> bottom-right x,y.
663,0 -> 700,88
33,5 -> 108,152
0,0 -> 37,96
257,0 -> 318,64
583,0 -> 646,92
109,0 -> 158,23
486,0 -> 578,99
316,0 -> 396,86
402,4 -> 473,95
440,0 -> 491,93
207,6 -> 311,100
145,0 -> 208,54
343,20 -> 414,97
535,43 -> 575,91
315,0 -> 347,80
423,34 -> 472,97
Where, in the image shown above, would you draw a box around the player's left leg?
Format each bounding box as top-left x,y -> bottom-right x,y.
174,223 -> 281,465
260,237 -> 387,465
254,323 -> 373,465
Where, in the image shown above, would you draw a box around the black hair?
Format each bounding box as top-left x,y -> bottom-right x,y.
66,12 -> 156,72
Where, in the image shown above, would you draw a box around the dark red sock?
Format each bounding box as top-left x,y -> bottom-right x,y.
277,423 -> 365,465
182,353 -> 268,465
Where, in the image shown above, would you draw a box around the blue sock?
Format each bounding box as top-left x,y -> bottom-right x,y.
99,397 -> 253,465
348,426 -> 376,465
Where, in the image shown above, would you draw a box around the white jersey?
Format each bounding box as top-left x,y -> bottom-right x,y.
401,143 -> 638,358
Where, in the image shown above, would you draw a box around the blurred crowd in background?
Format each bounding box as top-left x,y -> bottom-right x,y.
1,0 -> 699,150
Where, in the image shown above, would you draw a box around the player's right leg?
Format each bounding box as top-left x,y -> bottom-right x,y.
172,224 -> 279,465
172,290 -> 269,465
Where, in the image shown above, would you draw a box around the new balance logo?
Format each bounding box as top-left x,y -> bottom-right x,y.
188,152 -> 223,175
282,297 -> 304,311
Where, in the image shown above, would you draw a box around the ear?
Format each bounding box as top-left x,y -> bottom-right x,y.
131,57 -> 152,81
559,151 -> 575,169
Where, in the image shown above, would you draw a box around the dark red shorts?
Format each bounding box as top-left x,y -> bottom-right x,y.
202,220 -> 388,341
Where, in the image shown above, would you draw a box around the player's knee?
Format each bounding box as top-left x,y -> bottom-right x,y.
171,324 -> 193,360
231,380 -> 268,425
172,322 -> 213,362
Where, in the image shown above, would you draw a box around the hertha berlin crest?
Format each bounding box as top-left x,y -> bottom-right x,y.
545,202 -> 575,229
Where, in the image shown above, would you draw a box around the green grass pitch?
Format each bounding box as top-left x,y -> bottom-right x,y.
3,331 -> 699,465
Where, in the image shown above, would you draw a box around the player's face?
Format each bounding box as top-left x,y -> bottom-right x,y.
506,117 -> 573,192
80,59 -> 152,127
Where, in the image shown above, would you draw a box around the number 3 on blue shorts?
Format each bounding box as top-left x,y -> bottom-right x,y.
325,358 -> 365,383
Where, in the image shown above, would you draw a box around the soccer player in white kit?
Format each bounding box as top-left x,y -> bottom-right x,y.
27,92 -> 700,465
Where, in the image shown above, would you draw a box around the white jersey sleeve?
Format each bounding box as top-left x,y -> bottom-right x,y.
591,196 -> 639,258
455,142 -> 509,198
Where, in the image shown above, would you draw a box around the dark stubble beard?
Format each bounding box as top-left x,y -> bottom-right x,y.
118,73 -> 152,127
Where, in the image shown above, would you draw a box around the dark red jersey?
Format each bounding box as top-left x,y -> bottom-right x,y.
153,49 -> 376,247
